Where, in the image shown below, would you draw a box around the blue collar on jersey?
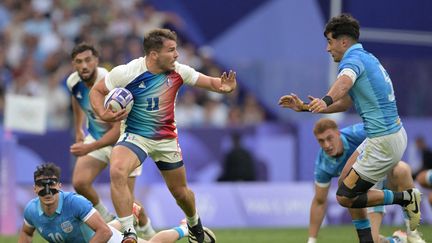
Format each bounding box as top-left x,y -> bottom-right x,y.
342,43 -> 363,60
38,191 -> 64,216
340,133 -> 350,153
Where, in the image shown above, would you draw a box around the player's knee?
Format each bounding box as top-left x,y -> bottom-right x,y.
72,176 -> 90,192
315,196 -> 327,205
336,182 -> 357,207
109,165 -> 129,182
336,194 -> 352,208
393,161 -> 411,179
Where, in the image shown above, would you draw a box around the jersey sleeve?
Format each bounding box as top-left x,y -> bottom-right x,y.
313,152 -> 322,179
338,57 -> 365,79
105,64 -> 132,91
66,72 -> 80,92
23,202 -> 35,228
175,62 -> 200,86
70,193 -> 95,221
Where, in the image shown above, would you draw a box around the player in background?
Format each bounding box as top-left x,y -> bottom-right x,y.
90,28 -> 235,243
67,43 -> 155,238
416,169 -> 432,208
306,118 -> 425,243
19,163 -> 215,243
279,14 -> 421,243
415,137 -> 432,209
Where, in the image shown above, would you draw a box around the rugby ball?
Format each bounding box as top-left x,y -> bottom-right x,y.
104,87 -> 134,113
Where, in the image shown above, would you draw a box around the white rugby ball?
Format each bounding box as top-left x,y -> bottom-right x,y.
104,87 -> 134,113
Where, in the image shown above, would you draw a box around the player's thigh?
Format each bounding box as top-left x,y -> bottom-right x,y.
72,155 -> 107,182
111,145 -> 141,174
339,150 -> 359,184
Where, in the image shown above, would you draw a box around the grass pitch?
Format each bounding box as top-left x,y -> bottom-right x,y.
2,225 -> 431,243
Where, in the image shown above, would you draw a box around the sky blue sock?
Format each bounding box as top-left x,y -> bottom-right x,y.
386,237 -> 396,243
352,219 -> 370,229
173,226 -> 185,240
383,189 -> 394,205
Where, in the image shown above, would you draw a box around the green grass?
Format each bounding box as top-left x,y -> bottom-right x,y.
3,225 -> 431,243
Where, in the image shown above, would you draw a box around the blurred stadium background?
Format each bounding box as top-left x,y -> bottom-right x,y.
0,0 -> 432,242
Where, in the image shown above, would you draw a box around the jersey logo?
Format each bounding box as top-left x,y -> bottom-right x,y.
139,81 -> 146,89
61,221 -> 73,233
166,77 -> 173,87
76,91 -> 82,99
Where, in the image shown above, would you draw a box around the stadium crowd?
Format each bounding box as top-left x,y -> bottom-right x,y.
0,0 -> 266,130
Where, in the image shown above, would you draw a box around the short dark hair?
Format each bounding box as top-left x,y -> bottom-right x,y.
324,13 -> 360,41
71,43 -> 99,59
34,163 -> 61,182
143,28 -> 177,55
313,118 -> 339,136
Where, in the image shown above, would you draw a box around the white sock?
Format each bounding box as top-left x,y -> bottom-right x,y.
136,218 -> 156,235
94,202 -> 114,222
173,224 -> 189,240
307,237 -> 317,243
186,213 -> 199,227
118,215 -> 136,234
404,190 -> 412,201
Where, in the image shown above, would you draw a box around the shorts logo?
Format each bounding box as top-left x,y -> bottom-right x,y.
127,134 -> 136,141
61,221 -> 73,233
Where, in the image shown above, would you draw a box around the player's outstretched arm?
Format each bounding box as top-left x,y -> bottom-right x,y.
278,93 -> 309,112
18,223 -> 35,243
70,121 -> 121,156
308,184 -> 330,242
86,212 -> 113,243
89,79 -> 128,122
309,75 -> 353,113
308,94 -> 352,114
194,70 -> 237,93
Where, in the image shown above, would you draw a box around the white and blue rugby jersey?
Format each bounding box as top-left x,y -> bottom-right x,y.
105,57 -> 199,140
339,44 -> 402,138
23,191 -> 96,243
314,123 -> 366,183
67,67 -> 109,140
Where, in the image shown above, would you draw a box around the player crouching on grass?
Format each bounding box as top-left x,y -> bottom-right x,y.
18,163 -> 216,243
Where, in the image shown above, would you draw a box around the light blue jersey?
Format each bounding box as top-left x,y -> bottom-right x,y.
339,44 -> 402,138
314,123 -> 366,183
23,191 -> 96,243
67,67 -> 109,140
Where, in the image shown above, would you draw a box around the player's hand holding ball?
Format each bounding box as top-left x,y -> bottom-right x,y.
102,87 -> 134,121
